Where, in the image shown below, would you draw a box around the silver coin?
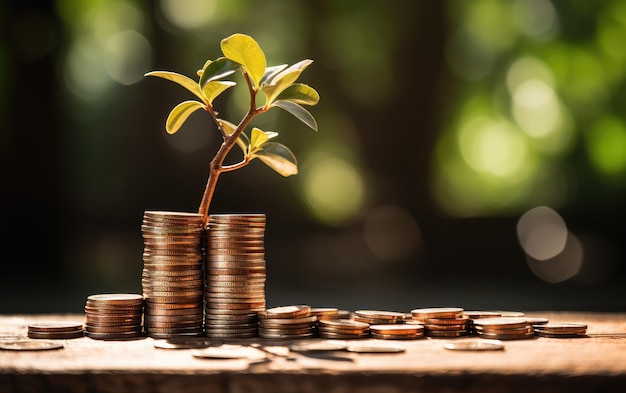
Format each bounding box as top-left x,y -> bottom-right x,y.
443,339 -> 504,351
0,340 -> 64,351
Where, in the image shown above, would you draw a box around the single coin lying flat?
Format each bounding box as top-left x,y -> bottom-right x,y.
443,339 -> 504,351
0,339 -> 64,351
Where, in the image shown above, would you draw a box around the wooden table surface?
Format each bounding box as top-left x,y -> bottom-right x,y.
1,312 -> 625,393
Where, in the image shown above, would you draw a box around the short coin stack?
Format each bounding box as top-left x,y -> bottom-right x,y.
27,322 -> 84,339
318,319 -> 370,339
310,307 -> 340,321
473,317 -> 535,340
204,214 -> 267,339
353,310 -> 406,325
534,322 -> 587,338
258,305 -> 317,339
369,324 -> 425,340
411,307 -> 470,338
84,294 -> 144,340
463,310 -> 503,335
141,211 -> 205,338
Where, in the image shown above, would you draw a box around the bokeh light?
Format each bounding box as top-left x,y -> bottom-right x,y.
363,205 -> 422,263
517,206 -> 568,261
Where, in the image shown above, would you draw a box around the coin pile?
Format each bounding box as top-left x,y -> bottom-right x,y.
463,310 -> 502,335
84,294 -> 144,340
27,322 -> 84,340
204,214 -> 267,339
473,317 -> 535,340
534,322 -> 587,338
141,211 -> 205,338
310,307 -> 340,320
318,319 -> 370,339
369,324 -> 425,340
411,307 -> 469,338
258,305 -> 317,339
353,310 -> 406,325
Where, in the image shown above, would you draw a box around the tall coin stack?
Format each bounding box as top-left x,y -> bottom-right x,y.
204,214 -> 267,339
141,211 -> 205,338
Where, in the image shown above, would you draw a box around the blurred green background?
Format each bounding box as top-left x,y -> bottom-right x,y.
1,0 -> 624,314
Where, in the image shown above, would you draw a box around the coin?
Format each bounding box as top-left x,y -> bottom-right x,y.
411,307 -> 464,321
0,340 -> 64,351
261,305 -> 311,319
443,339 -> 504,351
346,342 -> 405,353
27,322 -> 83,333
289,340 -> 348,352
192,344 -> 267,360
87,294 -> 144,305
472,317 -> 530,330
153,338 -> 211,349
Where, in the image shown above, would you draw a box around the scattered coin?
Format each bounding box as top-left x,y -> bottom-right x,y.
191,344 -> 267,360
346,342 -> 405,353
443,339 -> 504,351
289,340 -> 348,352
534,322 -> 588,338
153,338 -> 212,349
0,340 -> 64,351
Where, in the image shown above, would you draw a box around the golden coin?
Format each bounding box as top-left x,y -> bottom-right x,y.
472,317 -> 529,330
423,317 -> 470,325
369,324 -> 424,335
289,340 -> 348,352
411,307 -> 464,320
261,305 -> 311,319
463,311 -> 502,319
426,330 -> 469,338
354,310 -> 406,321
27,322 -> 84,333
423,324 -> 468,332
370,332 -> 424,340
318,319 -> 369,330
478,331 -> 535,340
87,294 -> 144,305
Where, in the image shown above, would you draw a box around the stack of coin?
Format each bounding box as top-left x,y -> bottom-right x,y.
369,324 -> 425,340
258,305 -> 317,339
204,214 -> 267,339
411,307 -> 469,338
534,322 -> 587,338
84,294 -> 144,340
463,310 -> 502,335
310,307 -> 339,321
473,317 -> 535,340
27,322 -> 84,339
318,319 -> 370,339
141,211 -> 205,338
353,310 -> 406,325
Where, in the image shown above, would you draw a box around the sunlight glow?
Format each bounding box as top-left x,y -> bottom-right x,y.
517,206 -> 568,261
301,153 -> 365,226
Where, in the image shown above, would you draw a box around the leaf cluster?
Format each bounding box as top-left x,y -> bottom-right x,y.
145,33 -> 319,177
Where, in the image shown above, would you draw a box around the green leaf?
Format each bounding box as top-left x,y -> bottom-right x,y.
273,83 -> 320,106
249,127 -> 278,152
203,80 -> 236,104
261,59 -> 313,106
166,100 -> 204,135
221,34 -> 266,89
145,71 -> 207,105
260,64 -> 288,85
253,142 -> 298,176
199,57 -> 239,87
273,101 -> 318,131
218,119 -> 249,154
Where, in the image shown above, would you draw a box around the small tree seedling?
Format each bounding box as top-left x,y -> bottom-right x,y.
145,33 -> 320,227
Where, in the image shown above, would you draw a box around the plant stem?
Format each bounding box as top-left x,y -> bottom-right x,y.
198,71 -> 261,228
